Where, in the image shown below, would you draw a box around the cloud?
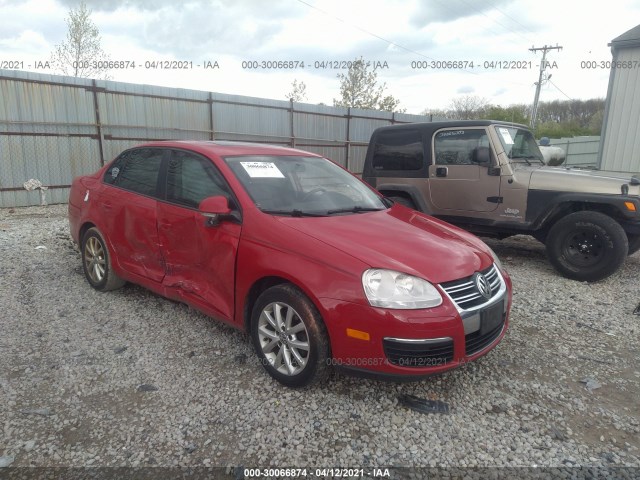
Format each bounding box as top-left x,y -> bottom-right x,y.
457,85 -> 475,94
410,0 -> 514,28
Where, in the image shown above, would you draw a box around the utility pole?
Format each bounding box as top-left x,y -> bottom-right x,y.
529,44 -> 562,130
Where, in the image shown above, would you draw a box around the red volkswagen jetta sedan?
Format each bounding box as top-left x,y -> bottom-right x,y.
69,141 -> 512,387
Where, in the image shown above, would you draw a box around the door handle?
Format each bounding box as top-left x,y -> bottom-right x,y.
436,167 -> 448,178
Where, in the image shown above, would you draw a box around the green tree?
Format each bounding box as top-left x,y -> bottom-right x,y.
50,2 -> 110,78
480,105 -> 529,124
333,57 -> 405,112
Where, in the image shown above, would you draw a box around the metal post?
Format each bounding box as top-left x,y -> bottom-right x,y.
208,92 -> 214,140
345,107 -> 351,171
91,79 -> 105,166
290,99 -> 295,148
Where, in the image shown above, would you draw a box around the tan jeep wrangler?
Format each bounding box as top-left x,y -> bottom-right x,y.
362,120 -> 640,282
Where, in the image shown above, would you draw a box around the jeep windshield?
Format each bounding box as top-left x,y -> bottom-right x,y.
494,126 -> 544,165
224,155 -> 387,215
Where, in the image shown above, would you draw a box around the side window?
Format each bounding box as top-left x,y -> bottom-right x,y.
166,150 -> 229,208
434,129 -> 490,166
103,148 -> 163,196
372,130 -> 424,171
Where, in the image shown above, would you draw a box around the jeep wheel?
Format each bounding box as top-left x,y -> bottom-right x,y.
545,211 -> 628,282
389,196 -> 417,209
628,234 -> 640,256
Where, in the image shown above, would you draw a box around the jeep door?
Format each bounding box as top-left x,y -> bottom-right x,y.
428,128 -> 501,213
156,149 -> 241,322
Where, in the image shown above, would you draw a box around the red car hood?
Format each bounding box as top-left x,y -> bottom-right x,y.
276,206 -> 492,284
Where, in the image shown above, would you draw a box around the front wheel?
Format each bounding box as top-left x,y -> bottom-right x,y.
545,211 -> 628,282
628,234 -> 640,256
251,284 -> 330,388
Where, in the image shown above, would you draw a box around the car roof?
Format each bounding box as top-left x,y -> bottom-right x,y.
372,119 -> 530,135
135,140 -> 322,158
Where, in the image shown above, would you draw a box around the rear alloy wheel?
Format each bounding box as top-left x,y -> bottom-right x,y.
545,211 -> 628,282
628,234 -> 640,256
81,227 -> 125,291
251,284 -> 330,388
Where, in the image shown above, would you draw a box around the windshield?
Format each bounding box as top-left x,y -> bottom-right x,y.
224,155 -> 387,215
494,126 -> 544,165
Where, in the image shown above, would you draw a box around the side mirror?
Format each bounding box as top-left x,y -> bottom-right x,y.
199,195 -> 232,227
472,146 -> 491,165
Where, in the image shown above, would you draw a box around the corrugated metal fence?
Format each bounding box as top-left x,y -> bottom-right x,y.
548,136 -> 601,168
0,70 -> 441,207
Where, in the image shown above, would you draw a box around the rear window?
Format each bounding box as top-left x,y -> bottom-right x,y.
103,148 -> 163,197
372,130 -> 424,171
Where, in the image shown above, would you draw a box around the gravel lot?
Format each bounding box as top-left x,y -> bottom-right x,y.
1,204 -> 639,476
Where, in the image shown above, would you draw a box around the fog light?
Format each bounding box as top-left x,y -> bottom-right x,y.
346,328 -> 370,341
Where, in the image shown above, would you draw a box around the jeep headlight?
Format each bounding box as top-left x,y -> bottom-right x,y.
362,269 -> 442,309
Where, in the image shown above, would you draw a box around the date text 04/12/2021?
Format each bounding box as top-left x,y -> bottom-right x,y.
243,468 -> 391,478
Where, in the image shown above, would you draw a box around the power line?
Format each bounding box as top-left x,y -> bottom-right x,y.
485,0 -> 537,40
295,0 -> 440,63
457,0 -> 534,45
295,0 -> 490,78
295,0 -> 536,87
549,80 -> 573,101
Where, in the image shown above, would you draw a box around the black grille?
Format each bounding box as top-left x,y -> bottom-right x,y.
383,338 -> 454,368
440,264 -> 501,310
465,319 -> 505,356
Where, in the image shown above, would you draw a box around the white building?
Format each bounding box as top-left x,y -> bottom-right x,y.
599,24 -> 640,174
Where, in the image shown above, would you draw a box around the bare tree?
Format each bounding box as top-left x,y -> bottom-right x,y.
285,80 -> 308,102
50,2 -> 110,78
447,95 -> 488,120
333,57 -> 404,112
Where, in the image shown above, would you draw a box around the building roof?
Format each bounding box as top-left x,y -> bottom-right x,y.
609,24 -> 640,49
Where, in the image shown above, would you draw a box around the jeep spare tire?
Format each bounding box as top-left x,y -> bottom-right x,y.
545,211 -> 628,282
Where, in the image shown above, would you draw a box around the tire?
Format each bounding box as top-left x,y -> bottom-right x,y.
545,211 -> 628,282
250,284 -> 330,388
81,227 -> 126,291
628,234 -> 640,256
388,196 -> 417,210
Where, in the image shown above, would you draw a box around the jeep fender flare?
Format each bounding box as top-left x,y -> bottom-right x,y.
527,191 -> 640,232
376,184 -> 430,213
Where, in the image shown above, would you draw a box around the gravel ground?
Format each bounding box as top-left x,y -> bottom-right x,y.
0,204 -> 639,476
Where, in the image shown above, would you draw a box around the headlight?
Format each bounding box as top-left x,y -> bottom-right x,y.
487,246 -> 504,272
362,269 -> 442,309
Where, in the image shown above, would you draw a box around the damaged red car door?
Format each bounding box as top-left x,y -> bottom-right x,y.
156,149 -> 241,322
100,148 -> 166,282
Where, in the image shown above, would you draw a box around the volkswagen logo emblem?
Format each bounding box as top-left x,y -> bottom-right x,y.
474,273 -> 492,299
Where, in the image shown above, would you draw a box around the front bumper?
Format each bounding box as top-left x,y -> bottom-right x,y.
318,267 -> 512,380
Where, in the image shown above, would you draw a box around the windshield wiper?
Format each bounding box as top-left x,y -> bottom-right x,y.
261,209 -> 327,217
326,206 -> 386,215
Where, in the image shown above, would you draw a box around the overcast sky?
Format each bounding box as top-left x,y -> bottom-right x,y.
1,0 -> 639,113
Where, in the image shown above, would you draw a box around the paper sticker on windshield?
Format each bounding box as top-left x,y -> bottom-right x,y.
498,128 -> 514,145
240,162 -> 285,178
